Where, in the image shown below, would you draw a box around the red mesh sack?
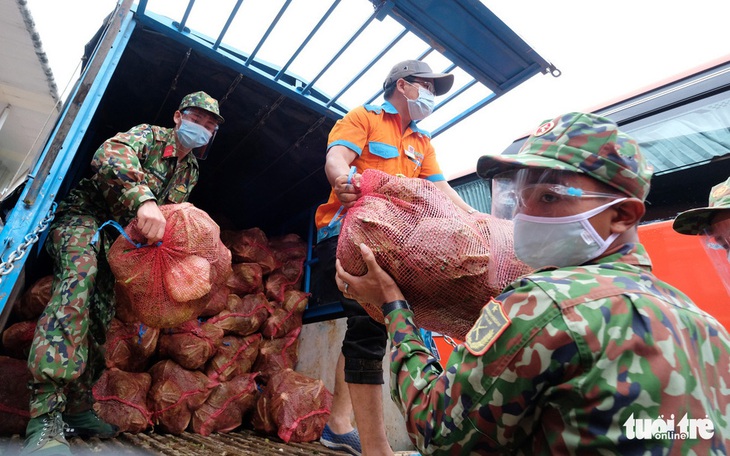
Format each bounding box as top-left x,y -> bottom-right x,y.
227,263 -> 264,295
208,292 -> 271,336
148,360 -> 216,434
264,258 -> 305,303
1,320 -> 36,360
225,228 -> 278,274
199,283 -> 230,317
191,373 -> 259,436
157,320 -> 224,371
107,203 -> 230,328
206,333 -> 262,382
253,327 -> 300,381
104,319 -> 160,372
261,369 -> 332,443
12,275 -> 52,321
93,368 -> 153,434
251,389 -> 276,435
338,169 -> 532,340
0,356 -> 31,435
268,234 -> 307,263
260,290 -> 308,339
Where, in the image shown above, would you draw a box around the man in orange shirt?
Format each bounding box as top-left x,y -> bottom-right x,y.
313,60 -> 475,456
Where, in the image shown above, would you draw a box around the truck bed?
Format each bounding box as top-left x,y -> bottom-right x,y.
1,429 -> 355,455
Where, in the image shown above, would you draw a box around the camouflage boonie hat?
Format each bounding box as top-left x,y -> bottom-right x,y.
179,91 -> 224,124
672,177 -> 730,235
476,112 -> 653,201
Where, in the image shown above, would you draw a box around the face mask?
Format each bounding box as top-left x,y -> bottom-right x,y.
404,84 -> 435,120
176,119 -> 212,150
513,198 -> 626,269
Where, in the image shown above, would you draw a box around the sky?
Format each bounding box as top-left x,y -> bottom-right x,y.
23,0 -> 730,180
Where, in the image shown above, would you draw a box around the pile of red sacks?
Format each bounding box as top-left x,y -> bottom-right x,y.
0,217 -> 331,444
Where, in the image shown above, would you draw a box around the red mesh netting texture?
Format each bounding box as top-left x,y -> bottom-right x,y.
157,320 -> 224,371
104,319 -> 160,372
1,320 -> 36,360
338,169 -> 532,340
147,360 -> 216,434
92,368 -> 153,434
257,369 -> 332,443
206,333 -> 262,382
108,203 -> 232,328
252,327 -> 300,382
191,373 -> 259,436
11,275 -> 52,322
0,356 -> 31,436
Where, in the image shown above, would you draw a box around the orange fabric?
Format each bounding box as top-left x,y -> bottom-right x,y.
315,102 -> 444,231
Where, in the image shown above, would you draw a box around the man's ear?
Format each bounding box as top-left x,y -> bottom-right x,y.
173,110 -> 183,128
610,198 -> 645,233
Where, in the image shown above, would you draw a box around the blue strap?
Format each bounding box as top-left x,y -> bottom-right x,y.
327,165 -> 357,228
91,219 -> 162,248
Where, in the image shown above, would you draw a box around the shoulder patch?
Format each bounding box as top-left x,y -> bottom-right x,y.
465,300 -> 511,356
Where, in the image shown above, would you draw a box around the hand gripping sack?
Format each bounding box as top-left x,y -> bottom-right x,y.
337,169 -> 532,340
108,203 -> 232,328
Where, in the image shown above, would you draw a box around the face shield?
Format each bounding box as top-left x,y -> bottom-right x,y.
490,169 -> 623,220
490,168 -> 627,269
193,129 -> 217,160
701,227 -> 730,296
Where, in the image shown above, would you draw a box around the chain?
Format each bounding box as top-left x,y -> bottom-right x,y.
0,202 -> 57,280
442,334 -> 459,348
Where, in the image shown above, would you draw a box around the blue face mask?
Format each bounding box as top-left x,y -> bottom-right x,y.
176,119 -> 212,150
404,84 -> 435,121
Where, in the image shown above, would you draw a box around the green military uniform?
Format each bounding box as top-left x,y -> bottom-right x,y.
27,124 -> 199,416
386,243 -> 730,454
381,112 -> 730,455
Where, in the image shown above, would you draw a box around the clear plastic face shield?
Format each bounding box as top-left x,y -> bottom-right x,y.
181,108 -> 220,160
490,168 -> 623,220
701,213 -> 730,296
490,168 -> 627,269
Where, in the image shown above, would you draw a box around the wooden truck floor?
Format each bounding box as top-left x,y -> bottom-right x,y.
0,429 -> 365,455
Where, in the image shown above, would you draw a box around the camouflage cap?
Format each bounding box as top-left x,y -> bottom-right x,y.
179,91 -> 224,124
672,177 -> 730,235
476,112 -> 653,201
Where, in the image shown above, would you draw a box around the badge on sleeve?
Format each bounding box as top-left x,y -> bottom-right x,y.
465,300 -> 511,356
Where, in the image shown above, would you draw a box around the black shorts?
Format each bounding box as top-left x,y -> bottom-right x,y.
312,236 -> 387,385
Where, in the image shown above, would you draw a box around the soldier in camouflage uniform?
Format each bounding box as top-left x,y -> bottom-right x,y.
335,112 -> 730,455
673,176 -> 730,295
22,91 -> 224,456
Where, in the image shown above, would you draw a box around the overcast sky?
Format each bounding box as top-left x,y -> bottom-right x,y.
24,0 -> 730,179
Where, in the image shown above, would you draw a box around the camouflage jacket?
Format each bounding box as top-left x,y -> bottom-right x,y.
57,124 -> 198,225
386,243 -> 730,455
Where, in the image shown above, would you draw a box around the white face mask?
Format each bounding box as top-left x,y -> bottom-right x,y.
513,198 -> 626,269
176,119 -> 212,150
404,85 -> 435,121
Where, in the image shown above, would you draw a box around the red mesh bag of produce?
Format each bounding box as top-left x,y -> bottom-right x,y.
206,333 -> 262,382
268,234 -> 307,264
199,283 -> 230,317
224,228 -> 278,274
260,290 -> 308,339
265,258 -> 305,303
12,275 -> 52,321
227,263 -> 263,295
191,373 -> 259,436
260,369 -> 332,443
253,327 -> 300,381
0,356 -> 31,435
251,388 -> 276,435
104,319 -> 160,372
1,320 -> 36,360
107,203 -> 231,328
208,292 -> 271,336
338,169 -> 532,340
157,320 -> 224,371
92,368 -> 153,434
148,360 -> 216,434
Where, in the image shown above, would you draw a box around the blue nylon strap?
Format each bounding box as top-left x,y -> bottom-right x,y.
90,219 -> 162,248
